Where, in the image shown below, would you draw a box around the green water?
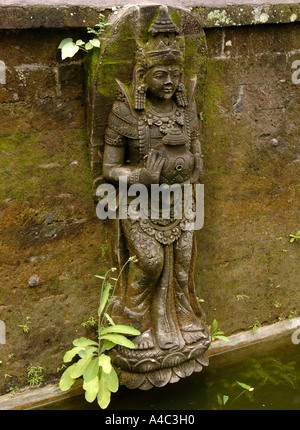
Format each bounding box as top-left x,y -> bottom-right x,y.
35,335 -> 300,410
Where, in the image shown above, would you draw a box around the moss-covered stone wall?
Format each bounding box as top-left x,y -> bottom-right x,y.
0,28 -> 110,394
197,22 -> 300,334
0,3 -> 299,394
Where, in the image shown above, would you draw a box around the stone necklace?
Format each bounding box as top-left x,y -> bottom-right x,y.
145,103 -> 185,134
137,102 -> 189,161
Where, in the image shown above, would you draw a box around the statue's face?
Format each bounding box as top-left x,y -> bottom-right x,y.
145,65 -> 180,100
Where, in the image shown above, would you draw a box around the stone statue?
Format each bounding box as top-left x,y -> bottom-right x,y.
102,5 -> 210,390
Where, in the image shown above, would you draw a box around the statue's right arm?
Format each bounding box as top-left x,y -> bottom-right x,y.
102,98 -> 164,186
102,99 -> 141,185
103,140 -> 134,184
103,139 -> 164,187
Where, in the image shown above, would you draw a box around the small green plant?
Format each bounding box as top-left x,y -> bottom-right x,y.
4,374 -> 19,394
210,354 -> 297,410
249,320 -> 261,331
7,385 -> 19,395
210,319 -> 230,342
58,13 -> 109,60
288,310 -> 298,319
289,230 -> 300,242
59,257 -> 140,409
27,366 -> 45,387
216,381 -> 254,409
81,316 -> 97,328
228,381 -> 254,406
56,364 -> 66,373
18,316 -> 32,333
236,294 -> 250,301
249,321 -> 261,332
241,357 -> 297,389
217,394 -> 229,408
196,295 -> 205,304
236,380 -> 254,392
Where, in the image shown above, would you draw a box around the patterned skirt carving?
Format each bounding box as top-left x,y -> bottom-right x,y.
109,211 -> 211,390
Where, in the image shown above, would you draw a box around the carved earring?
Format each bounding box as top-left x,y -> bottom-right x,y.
175,83 -> 188,107
134,84 -> 147,110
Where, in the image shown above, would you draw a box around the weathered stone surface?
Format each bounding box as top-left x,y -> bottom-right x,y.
0,2 -> 299,397
1,1 -> 300,29
0,381 -> 83,410
0,6 -> 102,29
0,27 -> 107,395
195,23 -> 300,333
1,66 -> 57,102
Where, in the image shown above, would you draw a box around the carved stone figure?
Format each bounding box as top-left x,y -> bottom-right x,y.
102,5 -> 210,390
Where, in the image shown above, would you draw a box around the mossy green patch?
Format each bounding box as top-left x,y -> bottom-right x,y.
85,47 -> 100,89
0,130 -> 93,203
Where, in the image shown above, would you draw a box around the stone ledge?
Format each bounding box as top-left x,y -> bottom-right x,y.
0,317 -> 299,410
209,317 -> 300,355
0,381 -> 84,411
0,2 -> 300,29
0,6 -> 102,29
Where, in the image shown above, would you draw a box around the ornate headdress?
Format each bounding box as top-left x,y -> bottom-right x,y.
134,6 -> 187,110
144,5 -> 184,68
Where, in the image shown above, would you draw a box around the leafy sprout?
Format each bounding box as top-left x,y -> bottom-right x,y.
58,14 -> 109,60
18,316 -> 32,333
59,256 -> 140,409
210,319 -> 230,342
289,230 -> 300,243
27,366 -> 45,387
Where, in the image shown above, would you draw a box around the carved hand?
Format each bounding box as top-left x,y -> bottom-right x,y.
139,150 -> 165,186
190,153 -> 204,184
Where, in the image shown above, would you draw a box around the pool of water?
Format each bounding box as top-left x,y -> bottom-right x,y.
34,335 -> 300,410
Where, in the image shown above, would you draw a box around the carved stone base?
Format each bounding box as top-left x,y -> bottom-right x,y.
111,337 -> 210,390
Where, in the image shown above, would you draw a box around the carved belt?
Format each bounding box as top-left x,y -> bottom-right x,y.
139,217 -> 192,245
